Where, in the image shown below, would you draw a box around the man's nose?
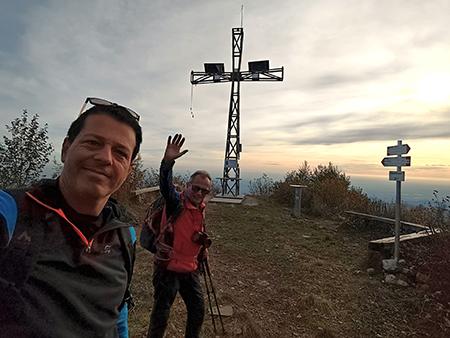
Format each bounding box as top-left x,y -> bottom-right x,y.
95,146 -> 113,164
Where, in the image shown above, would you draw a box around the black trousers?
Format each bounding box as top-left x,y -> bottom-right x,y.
147,268 -> 205,338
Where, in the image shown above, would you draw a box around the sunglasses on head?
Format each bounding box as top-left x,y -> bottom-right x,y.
79,97 -> 140,122
190,184 -> 210,195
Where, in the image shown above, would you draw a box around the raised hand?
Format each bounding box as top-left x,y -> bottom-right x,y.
163,134 -> 189,163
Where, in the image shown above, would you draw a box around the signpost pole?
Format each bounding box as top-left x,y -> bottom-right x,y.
394,140 -> 402,262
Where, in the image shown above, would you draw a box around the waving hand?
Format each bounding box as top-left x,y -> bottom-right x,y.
163,134 -> 189,163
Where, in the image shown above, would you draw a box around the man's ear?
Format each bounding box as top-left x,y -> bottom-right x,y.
61,138 -> 71,163
127,161 -> 134,176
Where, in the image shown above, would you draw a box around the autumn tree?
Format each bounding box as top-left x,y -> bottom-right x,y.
112,155 -> 150,205
0,110 -> 54,189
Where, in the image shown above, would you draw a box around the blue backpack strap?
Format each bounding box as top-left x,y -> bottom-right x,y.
116,222 -> 135,338
0,190 -> 18,245
116,226 -> 136,338
117,303 -> 130,338
129,226 -> 137,244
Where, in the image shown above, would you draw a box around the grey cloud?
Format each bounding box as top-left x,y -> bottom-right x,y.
262,162 -> 282,166
307,60 -> 411,90
267,116 -> 450,145
424,164 -> 450,168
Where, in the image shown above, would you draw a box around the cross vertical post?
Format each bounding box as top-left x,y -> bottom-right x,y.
191,27 -> 283,197
222,28 -> 243,196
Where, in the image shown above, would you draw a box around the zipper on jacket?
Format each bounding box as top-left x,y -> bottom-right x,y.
26,192 -> 94,252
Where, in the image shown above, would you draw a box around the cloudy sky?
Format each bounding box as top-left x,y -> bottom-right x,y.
1,0 -> 450,200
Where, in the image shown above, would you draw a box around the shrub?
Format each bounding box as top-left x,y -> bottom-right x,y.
427,190 -> 450,232
270,161 -> 371,218
347,186 -> 371,213
406,191 -> 450,232
271,181 -> 295,205
276,161 -> 313,208
210,179 -> 221,196
367,198 -> 396,218
248,173 -> 274,196
271,161 -> 450,227
308,178 -> 351,217
370,191 -> 450,232
142,167 -> 159,188
285,161 -> 311,186
113,155 -> 149,207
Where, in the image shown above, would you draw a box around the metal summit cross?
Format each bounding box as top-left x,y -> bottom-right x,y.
190,27 -> 284,197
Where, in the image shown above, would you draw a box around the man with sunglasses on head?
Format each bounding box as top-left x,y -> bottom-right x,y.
146,134 -> 211,338
0,98 -> 142,338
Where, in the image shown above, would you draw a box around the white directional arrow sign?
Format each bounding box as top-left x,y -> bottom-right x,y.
387,144 -> 411,156
389,171 -> 405,181
381,156 -> 411,167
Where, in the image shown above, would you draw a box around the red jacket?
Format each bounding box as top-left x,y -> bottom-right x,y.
156,192 -> 205,273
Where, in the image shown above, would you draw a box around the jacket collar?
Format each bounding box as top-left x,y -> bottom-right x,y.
29,179 -> 132,224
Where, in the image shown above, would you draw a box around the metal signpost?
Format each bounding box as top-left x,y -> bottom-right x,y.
381,140 -> 411,262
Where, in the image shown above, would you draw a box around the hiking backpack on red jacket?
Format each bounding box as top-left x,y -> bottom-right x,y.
140,193 -> 206,272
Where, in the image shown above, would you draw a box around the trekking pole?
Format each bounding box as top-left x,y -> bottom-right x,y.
201,261 -> 217,333
204,258 -> 225,334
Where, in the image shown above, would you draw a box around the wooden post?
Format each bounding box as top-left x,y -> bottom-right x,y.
290,185 -> 307,217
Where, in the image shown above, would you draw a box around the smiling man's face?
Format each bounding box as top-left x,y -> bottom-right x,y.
60,113 -> 135,205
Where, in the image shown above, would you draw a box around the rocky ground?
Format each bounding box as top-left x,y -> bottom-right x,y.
128,196 -> 450,338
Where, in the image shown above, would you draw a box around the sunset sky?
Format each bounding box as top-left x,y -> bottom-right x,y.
1,0 -> 449,202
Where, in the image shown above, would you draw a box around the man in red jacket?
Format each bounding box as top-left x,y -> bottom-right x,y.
147,134 -> 211,338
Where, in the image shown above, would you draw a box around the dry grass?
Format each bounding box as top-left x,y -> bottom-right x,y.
122,165 -> 450,337
125,196 -> 449,338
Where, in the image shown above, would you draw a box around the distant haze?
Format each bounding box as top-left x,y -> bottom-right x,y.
350,175 -> 450,206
